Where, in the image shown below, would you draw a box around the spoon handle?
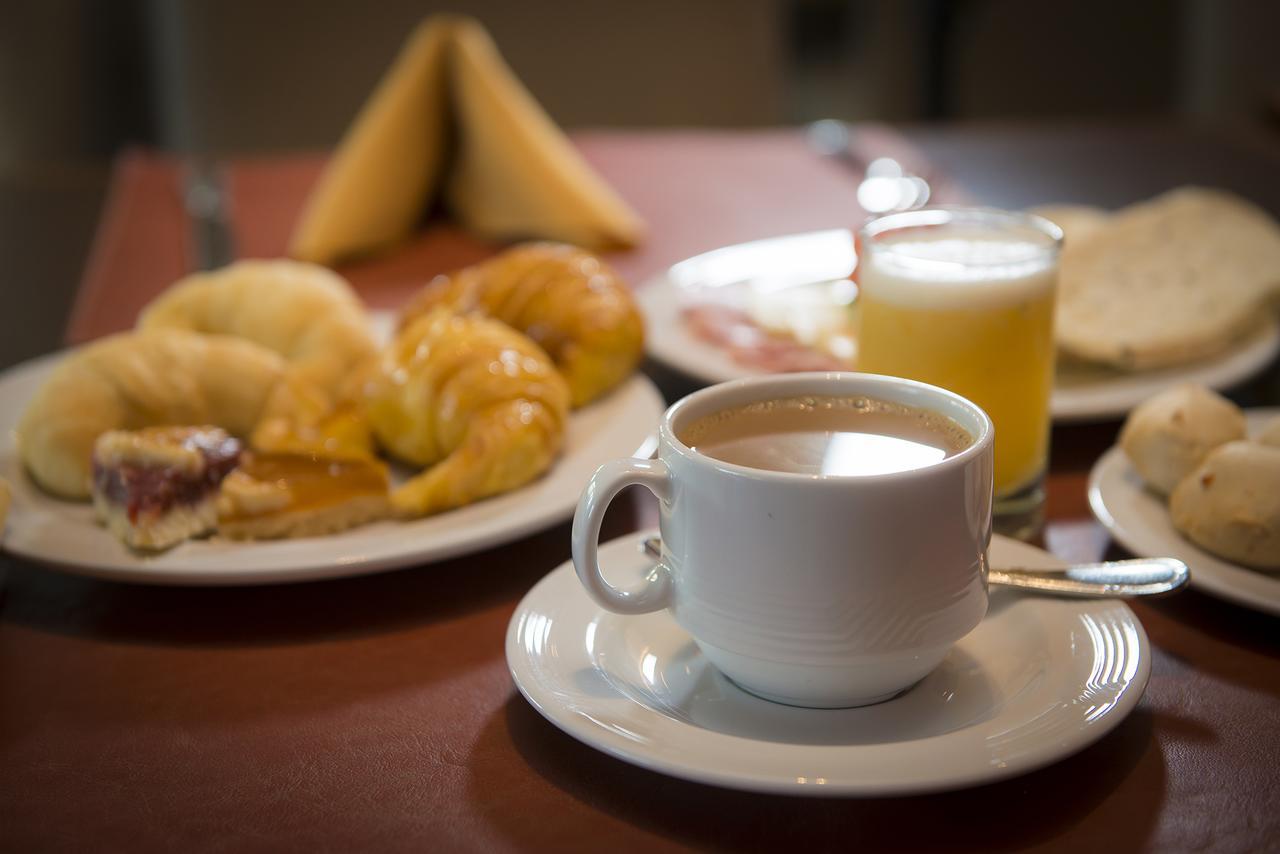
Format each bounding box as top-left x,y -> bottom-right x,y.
641,537 -> 1189,599
988,558 -> 1190,598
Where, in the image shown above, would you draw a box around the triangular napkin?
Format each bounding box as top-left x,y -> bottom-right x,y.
290,16 -> 644,266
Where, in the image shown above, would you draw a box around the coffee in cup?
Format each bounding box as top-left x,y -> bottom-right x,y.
679,394 -> 972,477
572,372 -> 993,708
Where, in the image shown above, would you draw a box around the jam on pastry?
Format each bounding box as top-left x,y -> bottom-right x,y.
91,426 -> 242,551
217,451 -> 390,540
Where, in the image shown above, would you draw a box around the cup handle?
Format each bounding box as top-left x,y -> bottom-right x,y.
572,458 -> 673,615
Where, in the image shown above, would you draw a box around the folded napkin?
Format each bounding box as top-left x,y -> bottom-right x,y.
290,15 -> 645,266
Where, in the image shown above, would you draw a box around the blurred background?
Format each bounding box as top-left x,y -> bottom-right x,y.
1,0 -> 1278,368
3,0 -> 1278,164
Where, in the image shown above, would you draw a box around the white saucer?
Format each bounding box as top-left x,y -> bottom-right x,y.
1089,408 -> 1280,616
506,530 -> 1151,796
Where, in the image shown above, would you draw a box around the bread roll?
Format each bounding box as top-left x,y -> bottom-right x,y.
17,331 -> 295,499
1119,384 -> 1246,495
1170,441 -> 1280,570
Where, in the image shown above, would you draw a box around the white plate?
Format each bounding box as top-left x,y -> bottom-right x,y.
0,350 -> 664,585
1089,408 -> 1280,616
637,232 -> 1280,423
506,530 -> 1150,796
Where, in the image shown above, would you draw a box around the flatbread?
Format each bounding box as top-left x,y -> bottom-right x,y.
1055,187 -> 1280,370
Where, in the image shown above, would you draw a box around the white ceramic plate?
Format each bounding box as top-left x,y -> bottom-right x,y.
1089,408 -> 1280,616
637,232 -> 1280,423
0,350 -> 664,585
506,530 -> 1151,796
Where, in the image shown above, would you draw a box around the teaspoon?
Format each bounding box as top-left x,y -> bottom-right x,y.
641,537 -> 1189,599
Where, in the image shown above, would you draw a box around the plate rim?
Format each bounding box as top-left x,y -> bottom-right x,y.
0,349 -> 665,586
506,529 -> 1151,796
636,237 -> 1280,423
1087,408 -> 1280,616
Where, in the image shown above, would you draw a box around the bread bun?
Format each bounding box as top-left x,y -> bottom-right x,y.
1119,384 -> 1246,495
1170,441 -> 1280,570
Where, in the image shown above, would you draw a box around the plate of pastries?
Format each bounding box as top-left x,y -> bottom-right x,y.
1089,384 -> 1280,615
0,242 -> 664,585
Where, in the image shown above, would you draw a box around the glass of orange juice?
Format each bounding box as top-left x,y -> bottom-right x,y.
856,208 -> 1063,539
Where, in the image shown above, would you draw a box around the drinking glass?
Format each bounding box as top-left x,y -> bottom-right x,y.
856,207 -> 1062,539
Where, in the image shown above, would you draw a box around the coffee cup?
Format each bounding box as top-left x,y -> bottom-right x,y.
572,372 -> 993,708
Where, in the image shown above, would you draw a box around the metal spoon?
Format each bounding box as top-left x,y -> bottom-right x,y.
641,537 -> 1189,599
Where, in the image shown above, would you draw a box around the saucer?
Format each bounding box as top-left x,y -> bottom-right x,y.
506,530 -> 1150,796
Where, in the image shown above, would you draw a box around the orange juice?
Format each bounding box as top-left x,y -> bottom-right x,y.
856,215 -> 1059,499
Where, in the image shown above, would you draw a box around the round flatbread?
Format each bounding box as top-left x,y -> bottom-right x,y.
1056,187 -> 1280,370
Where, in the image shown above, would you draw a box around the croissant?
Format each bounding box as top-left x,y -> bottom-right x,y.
17,330 -> 311,499
366,308 -> 570,516
399,242 -> 643,406
138,259 -> 379,399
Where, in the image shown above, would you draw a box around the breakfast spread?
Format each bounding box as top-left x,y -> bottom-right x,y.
13,242 -> 633,554
1121,384 -> 1280,570
400,242 -> 644,407
368,308 -> 570,517
91,426 -> 242,550
676,187 -> 1280,384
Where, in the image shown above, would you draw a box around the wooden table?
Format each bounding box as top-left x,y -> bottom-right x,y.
3,124 -> 1278,852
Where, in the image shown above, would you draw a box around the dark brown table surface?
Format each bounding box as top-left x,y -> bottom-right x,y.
3,123 -> 1279,853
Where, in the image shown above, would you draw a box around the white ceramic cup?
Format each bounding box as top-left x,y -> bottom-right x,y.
572,372 -> 994,708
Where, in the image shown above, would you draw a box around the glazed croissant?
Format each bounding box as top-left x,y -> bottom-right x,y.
138,259 -> 379,400
17,330 -> 313,499
399,242 -> 643,406
366,308 -> 570,516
